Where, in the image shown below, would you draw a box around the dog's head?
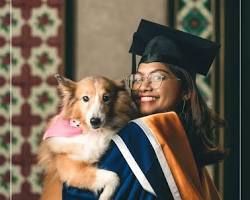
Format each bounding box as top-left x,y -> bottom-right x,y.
55,74 -> 137,131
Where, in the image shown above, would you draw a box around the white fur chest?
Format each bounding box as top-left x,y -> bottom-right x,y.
47,129 -> 116,163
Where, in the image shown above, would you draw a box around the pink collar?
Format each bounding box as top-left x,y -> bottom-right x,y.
43,112 -> 83,140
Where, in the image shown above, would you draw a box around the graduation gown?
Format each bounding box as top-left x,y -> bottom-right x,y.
62,112 -> 221,200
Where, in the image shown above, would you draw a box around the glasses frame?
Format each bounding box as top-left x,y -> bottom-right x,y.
125,72 -> 181,91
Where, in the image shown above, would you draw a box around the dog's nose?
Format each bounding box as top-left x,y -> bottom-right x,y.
90,117 -> 101,128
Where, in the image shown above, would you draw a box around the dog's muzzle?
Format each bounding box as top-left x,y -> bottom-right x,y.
90,117 -> 102,129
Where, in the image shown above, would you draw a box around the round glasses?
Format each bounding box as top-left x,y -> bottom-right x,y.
125,72 -> 180,91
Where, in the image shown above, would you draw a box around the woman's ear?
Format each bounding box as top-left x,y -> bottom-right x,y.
54,74 -> 76,100
182,89 -> 191,101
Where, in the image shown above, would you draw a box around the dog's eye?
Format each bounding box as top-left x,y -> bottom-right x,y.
82,96 -> 89,102
103,95 -> 110,103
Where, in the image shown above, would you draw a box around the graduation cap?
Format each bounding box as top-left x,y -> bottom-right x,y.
129,19 -> 220,75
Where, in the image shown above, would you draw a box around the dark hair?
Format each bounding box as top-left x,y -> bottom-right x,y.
168,64 -> 227,167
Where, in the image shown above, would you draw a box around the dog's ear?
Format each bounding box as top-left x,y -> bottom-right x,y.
113,79 -> 126,90
54,74 -> 76,100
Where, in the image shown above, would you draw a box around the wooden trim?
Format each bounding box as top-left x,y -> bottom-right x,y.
167,0 -> 175,27
213,0 -> 225,197
218,0 -> 225,196
211,0 -> 225,196
223,0 -> 240,199
64,0 -> 75,79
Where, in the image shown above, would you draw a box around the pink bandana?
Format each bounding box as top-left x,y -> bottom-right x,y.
43,112 -> 83,140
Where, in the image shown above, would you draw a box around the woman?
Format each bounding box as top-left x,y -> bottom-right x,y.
63,19 -> 226,200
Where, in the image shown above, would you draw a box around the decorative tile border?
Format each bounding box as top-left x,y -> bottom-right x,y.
175,0 -> 214,107
0,1 -> 64,199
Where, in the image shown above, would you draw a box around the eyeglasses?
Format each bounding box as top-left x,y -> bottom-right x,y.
125,72 -> 180,90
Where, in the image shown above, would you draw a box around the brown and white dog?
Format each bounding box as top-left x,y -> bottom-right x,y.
38,74 -> 136,200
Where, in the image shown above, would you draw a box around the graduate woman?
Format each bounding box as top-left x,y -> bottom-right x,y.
62,19 -> 226,200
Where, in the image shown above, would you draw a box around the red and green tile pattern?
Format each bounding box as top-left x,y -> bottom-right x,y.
0,1 -> 65,199
176,0 -> 214,107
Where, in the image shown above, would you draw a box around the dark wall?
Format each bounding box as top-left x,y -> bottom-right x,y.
65,1 -> 75,79
223,0 -> 240,199
242,0 -> 250,199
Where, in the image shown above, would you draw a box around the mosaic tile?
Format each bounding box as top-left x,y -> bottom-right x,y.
176,0 -> 214,105
2,1 -> 65,199
28,4 -> 61,39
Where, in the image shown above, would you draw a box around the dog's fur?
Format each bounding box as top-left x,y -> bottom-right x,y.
38,75 -> 136,200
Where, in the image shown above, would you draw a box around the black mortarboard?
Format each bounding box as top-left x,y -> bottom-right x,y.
129,19 -> 220,75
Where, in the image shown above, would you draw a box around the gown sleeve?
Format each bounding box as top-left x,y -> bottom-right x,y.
62,112 -> 221,200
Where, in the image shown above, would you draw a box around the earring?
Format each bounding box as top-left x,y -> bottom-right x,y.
179,99 -> 187,120
181,99 -> 186,113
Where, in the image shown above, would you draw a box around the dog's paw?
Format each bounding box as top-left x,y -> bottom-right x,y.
98,171 -> 119,200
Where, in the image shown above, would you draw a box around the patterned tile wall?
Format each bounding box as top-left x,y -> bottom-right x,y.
0,1 -> 11,199
176,0 -> 215,106
0,1 -> 65,199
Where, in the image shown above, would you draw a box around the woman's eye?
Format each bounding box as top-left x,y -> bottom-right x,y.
152,75 -> 162,81
103,95 -> 110,103
133,77 -> 142,84
151,74 -> 165,82
82,96 -> 89,102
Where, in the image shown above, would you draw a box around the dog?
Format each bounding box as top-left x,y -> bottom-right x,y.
38,74 -> 137,200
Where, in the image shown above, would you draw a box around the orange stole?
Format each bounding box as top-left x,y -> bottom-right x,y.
141,112 -> 221,200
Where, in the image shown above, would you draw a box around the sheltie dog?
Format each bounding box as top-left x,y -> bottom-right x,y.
38,74 -> 136,200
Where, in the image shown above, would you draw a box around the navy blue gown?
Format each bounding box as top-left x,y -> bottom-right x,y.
62,121 -> 174,200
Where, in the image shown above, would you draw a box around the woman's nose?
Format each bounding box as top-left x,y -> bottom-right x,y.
139,79 -> 152,91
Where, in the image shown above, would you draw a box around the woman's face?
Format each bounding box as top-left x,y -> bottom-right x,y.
132,62 -> 183,116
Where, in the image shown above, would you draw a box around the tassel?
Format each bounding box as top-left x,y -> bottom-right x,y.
132,54 -> 136,74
